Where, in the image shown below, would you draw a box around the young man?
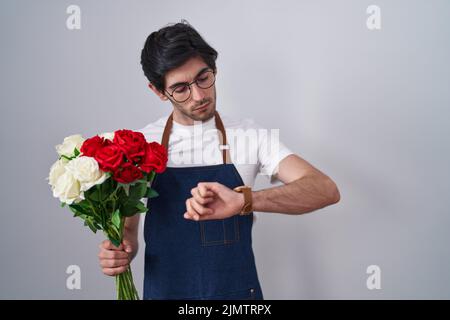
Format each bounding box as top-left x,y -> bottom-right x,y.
98,21 -> 340,300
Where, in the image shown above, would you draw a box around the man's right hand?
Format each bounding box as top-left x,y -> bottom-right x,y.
98,238 -> 138,276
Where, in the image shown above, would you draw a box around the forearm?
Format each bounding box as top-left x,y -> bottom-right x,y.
252,173 -> 340,215
124,214 -> 140,238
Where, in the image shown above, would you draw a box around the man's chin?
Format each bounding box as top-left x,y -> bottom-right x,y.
190,106 -> 215,121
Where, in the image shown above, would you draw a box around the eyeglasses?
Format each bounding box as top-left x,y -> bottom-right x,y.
165,70 -> 216,103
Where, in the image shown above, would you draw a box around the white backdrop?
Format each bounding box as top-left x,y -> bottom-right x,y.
1,0 -> 449,299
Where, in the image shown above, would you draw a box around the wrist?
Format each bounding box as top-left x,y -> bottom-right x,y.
251,190 -> 261,212
233,185 -> 253,215
235,192 -> 245,215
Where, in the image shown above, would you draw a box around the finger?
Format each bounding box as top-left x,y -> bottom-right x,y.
183,212 -> 191,220
100,240 -> 123,251
102,265 -> 129,276
185,199 -> 200,221
98,249 -> 129,260
198,182 -> 222,195
186,199 -> 200,220
100,258 -> 130,268
121,240 -> 135,253
191,187 -> 214,199
191,188 -> 214,205
197,184 -> 215,198
190,197 -> 213,215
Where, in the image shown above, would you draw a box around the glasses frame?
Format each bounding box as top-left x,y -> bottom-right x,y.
164,69 -> 216,103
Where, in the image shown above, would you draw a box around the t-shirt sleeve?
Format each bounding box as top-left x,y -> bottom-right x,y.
252,120 -> 294,184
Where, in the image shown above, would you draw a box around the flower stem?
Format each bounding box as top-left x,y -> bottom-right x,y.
115,268 -> 139,300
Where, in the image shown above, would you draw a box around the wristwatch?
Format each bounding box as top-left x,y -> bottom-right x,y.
233,186 -> 253,215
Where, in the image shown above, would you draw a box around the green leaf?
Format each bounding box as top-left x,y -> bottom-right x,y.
69,204 -> 86,217
69,205 -> 82,217
69,203 -> 92,217
121,184 -> 130,197
127,178 -> 148,187
129,182 -> 148,200
84,219 -> 99,233
109,237 -> 121,248
74,147 -> 80,157
100,177 -> 114,200
135,202 -> 148,214
60,202 -> 66,208
145,188 -> 159,199
120,201 -> 138,217
86,188 -> 100,202
112,209 -> 121,230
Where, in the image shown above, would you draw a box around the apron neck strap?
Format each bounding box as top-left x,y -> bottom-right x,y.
161,110 -> 230,164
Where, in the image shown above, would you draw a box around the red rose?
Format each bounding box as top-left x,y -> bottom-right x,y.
80,135 -> 110,157
113,162 -> 143,184
94,143 -> 124,172
140,142 -> 168,174
113,129 -> 146,163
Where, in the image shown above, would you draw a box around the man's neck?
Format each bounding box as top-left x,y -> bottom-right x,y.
172,111 -> 195,125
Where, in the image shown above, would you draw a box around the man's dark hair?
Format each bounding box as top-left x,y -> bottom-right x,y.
140,20 -> 218,93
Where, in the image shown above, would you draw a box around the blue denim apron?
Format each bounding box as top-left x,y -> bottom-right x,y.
143,111 -> 263,300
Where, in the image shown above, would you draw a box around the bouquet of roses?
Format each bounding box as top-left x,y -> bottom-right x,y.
47,129 -> 167,300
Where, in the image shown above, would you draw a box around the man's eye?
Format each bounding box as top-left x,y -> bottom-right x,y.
174,86 -> 188,93
197,77 -> 208,83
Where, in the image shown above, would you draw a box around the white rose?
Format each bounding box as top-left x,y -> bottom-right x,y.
99,132 -> 115,141
65,156 -> 108,192
47,158 -> 68,188
52,171 -> 84,204
55,134 -> 85,158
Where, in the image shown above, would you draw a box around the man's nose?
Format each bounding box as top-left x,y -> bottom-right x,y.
191,83 -> 206,101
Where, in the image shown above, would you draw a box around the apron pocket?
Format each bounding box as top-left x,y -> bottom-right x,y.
200,215 -> 240,246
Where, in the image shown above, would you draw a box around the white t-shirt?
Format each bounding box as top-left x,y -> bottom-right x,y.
136,113 -> 293,188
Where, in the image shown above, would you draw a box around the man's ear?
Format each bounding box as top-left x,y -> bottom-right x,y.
148,83 -> 169,101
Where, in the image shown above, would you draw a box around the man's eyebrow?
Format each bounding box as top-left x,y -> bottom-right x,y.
167,67 -> 211,90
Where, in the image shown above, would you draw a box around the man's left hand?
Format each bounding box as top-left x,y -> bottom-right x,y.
184,182 -> 245,221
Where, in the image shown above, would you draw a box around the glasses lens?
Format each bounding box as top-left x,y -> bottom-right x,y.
172,85 -> 190,103
170,71 -> 215,103
196,71 -> 215,89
